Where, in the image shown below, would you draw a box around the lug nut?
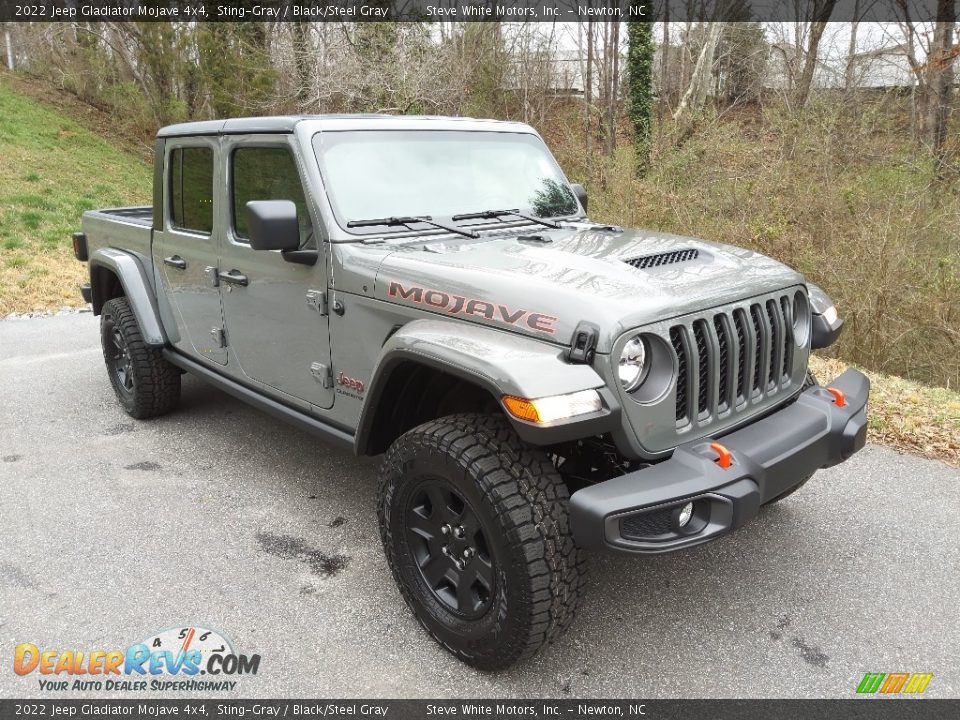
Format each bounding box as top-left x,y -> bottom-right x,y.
440,524 -> 451,535
454,525 -> 465,539
441,545 -> 450,556
454,559 -> 465,570
463,548 -> 474,559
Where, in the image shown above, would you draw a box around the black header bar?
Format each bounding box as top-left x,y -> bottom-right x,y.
0,1 -> 956,23
0,700 -> 958,719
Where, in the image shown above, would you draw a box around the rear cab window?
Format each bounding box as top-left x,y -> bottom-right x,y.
169,146 -> 214,234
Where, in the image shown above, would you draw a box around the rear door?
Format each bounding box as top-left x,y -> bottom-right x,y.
217,135 -> 334,409
153,138 -> 227,365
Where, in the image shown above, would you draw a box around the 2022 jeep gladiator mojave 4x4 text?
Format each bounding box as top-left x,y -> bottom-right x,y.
74,116 -> 867,670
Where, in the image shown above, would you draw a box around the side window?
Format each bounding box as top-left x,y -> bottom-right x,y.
169,147 -> 214,234
232,146 -> 313,247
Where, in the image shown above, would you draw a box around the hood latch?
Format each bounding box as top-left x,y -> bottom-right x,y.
568,321 -> 600,364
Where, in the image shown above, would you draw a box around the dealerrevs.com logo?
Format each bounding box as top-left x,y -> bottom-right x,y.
13,626 -> 260,692
856,672 -> 934,695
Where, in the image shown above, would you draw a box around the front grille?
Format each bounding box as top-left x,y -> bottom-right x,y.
624,248 -> 699,270
671,292 -> 798,426
621,509 -> 672,540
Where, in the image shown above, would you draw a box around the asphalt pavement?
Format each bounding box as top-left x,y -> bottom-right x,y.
1,313 -> 957,699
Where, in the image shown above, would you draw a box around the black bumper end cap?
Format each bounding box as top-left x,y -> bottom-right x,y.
80,284 -> 92,303
811,314 -> 843,349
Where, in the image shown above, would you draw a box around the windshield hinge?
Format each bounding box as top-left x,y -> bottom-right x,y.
568,321 -> 599,364
306,289 -> 328,316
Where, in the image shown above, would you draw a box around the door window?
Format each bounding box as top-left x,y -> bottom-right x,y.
231,147 -> 313,247
169,147 -> 214,234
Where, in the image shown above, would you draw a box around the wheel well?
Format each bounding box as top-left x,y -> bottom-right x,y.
90,265 -> 125,315
362,361 -> 501,456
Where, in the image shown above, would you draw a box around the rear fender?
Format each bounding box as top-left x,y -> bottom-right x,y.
89,248 -> 167,347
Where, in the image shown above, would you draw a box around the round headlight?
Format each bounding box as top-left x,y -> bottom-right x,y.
618,336 -> 647,392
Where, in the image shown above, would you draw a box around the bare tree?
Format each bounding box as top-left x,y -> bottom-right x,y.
673,22 -> 723,121
794,0 -> 839,109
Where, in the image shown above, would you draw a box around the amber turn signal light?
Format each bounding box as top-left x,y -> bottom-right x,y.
502,396 -> 540,423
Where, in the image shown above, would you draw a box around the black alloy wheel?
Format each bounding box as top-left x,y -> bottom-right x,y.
105,318 -> 134,395
405,479 -> 494,619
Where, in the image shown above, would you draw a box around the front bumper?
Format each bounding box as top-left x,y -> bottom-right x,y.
570,369 -> 869,554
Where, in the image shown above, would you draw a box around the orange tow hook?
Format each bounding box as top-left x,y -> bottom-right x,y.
825,387 -> 847,408
709,442 -> 733,469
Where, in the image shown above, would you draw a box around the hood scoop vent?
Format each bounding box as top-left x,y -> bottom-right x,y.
623,248 -> 699,270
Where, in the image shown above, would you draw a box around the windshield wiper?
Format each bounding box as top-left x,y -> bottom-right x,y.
346,215 -> 479,239
451,208 -> 562,230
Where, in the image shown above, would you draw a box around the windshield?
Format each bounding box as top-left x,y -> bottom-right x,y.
313,130 -> 579,234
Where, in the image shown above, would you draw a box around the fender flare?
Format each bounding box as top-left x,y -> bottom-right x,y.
89,248 -> 168,347
354,319 -> 616,455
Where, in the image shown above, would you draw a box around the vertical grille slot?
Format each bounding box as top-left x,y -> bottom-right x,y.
749,304 -> 765,392
780,296 -> 794,380
670,327 -> 688,423
733,309 -> 748,402
693,321 -> 710,416
714,314 -> 732,410
765,300 -> 783,390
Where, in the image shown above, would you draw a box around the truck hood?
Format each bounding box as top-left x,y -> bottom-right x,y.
372,225 -> 805,353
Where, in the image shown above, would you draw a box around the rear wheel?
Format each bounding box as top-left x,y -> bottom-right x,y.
101,297 -> 180,419
378,413 -> 585,670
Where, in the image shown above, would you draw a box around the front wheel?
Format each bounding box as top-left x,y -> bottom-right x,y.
378,414 -> 585,670
101,297 -> 180,419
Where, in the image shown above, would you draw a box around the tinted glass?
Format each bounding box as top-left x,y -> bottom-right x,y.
314,131 -> 578,230
232,147 -> 312,246
169,147 -> 214,233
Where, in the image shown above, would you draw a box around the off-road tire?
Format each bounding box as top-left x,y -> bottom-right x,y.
764,370 -> 819,506
100,297 -> 180,419
378,413 -> 585,670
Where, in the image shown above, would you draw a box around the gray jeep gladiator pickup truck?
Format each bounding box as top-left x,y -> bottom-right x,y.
74,115 -> 867,670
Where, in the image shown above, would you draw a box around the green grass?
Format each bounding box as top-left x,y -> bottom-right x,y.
0,79 -> 151,314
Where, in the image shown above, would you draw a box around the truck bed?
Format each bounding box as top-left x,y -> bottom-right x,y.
92,206 -> 153,226
82,206 -> 154,264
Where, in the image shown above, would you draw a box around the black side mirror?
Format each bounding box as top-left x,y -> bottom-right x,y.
571,183 -> 588,214
246,200 -> 300,252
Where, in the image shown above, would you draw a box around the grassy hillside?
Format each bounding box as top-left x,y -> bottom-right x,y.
0,78 -> 151,314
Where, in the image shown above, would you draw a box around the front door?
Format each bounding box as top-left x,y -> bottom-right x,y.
217,136 -> 334,409
153,138 -> 227,365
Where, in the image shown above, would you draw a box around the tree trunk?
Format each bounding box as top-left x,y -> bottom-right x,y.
927,11 -> 956,171
606,20 -> 620,157
845,2 -> 861,90
673,22 -> 722,121
584,17 -> 594,170
627,21 -> 655,176
660,7 -> 670,112
795,1 -> 838,109
4,29 -> 13,71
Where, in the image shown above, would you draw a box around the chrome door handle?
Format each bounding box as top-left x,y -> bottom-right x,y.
219,270 -> 248,287
163,255 -> 187,270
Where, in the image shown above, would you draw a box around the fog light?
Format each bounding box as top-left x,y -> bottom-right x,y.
677,502 -> 694,528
